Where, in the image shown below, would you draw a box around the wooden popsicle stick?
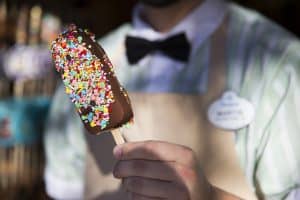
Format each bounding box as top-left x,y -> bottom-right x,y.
111,129 -> 125,145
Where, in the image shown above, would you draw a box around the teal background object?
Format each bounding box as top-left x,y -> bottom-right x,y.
0,97 -> 51,147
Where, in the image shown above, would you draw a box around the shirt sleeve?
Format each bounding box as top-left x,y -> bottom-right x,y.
44,85 -> 86,200
250,40 -> 300,200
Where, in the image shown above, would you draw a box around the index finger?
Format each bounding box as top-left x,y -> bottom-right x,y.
113,140 -> 197,167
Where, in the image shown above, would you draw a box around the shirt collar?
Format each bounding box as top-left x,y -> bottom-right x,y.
130,0 -> 228,49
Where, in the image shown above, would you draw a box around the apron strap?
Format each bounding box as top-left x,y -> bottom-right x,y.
202,14 -> 257,200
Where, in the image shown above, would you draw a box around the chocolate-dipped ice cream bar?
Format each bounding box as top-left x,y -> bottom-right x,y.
50,24 -> 133,143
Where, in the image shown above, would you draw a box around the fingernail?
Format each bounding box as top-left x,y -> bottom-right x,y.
113,145 -> 123,159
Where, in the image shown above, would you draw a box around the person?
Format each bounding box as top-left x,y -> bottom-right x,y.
44,0 -> 300,199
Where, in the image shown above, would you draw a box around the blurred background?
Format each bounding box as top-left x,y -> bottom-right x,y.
2,0 -> 300,39
0,0 -> 298,199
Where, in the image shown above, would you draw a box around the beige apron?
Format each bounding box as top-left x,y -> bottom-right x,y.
84,18 -> 257,200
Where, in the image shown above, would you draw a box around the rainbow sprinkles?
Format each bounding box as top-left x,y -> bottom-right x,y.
51,24 -> 115,130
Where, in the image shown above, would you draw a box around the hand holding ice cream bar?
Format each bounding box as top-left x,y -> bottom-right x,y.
50,24 -> 133,144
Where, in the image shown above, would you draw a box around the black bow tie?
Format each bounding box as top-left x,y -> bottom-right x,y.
125,33 -> 191,65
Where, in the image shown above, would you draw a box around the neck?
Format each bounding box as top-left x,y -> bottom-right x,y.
140,0 -> 203,33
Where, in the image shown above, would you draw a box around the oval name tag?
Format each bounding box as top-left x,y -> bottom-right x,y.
207,91 -> 255,131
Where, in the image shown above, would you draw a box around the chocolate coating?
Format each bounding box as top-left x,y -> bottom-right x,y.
51,25 -> 133,134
